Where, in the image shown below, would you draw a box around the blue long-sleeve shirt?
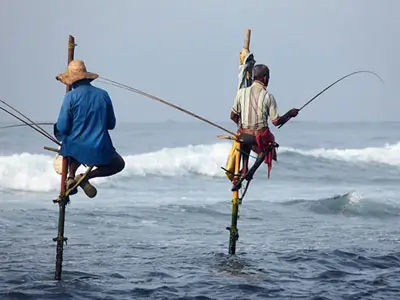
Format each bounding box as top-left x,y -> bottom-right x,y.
54,80 -> 117,166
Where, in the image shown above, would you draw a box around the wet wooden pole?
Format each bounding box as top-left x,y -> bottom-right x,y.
54,34 -> 76,280
228,29 -> 252,255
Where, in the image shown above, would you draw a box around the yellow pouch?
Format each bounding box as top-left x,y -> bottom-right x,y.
225,140 -> 240,181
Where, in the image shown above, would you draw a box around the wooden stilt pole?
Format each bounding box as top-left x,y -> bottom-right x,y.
54,34 -> 76,281
228,149 -> 241,255
54,156 -> 68,281
227,29 -> 252,255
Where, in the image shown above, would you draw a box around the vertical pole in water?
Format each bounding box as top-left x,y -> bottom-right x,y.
228,29 -> 252,255
54,34 -> 75,281
228,150 -> 242,255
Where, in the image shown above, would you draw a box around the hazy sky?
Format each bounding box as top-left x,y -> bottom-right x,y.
0,0 -> 398,124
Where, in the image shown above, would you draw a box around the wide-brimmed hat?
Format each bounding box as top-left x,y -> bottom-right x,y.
56,59 -> 99,85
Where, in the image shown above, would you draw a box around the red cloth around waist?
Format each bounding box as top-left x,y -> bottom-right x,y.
255,127 -> 277,179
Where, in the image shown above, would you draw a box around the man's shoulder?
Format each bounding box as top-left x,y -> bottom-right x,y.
75,84 -> 110,98
261,88 -> 274,98
266,91 -> 275,99
264,91 -> 277,106
67,85 -> 110,105
88,84 -> 109,96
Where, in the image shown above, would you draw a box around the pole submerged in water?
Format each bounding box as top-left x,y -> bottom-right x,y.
53,34 -> 76,281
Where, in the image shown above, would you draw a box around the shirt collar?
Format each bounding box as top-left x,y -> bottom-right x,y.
252,80 -> 266,90
72,79 -> 92,89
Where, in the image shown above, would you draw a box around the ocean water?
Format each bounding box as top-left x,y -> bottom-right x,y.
0,120 -> 399,300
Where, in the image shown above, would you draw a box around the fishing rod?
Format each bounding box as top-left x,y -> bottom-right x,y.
278,70 -> 383,128
97,77 -> 238,137
0,101 -> 60,145
0,122 -> 54,129
232,70 -> 383,200
0,99 -> 58,143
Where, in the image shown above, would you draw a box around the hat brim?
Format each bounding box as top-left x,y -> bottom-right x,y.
56,71 -> 99,86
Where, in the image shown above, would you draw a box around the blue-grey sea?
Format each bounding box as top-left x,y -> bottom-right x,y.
0,120 -> 400,299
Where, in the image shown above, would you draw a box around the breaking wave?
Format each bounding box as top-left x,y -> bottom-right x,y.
0,141 -> 399,192
283,142 -> 400,167
281,191 -> 400,218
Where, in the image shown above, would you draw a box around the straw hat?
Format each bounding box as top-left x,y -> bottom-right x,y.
56,59 -> 99,85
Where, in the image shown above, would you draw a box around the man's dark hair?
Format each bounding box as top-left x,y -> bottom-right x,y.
253,64 -> 270,81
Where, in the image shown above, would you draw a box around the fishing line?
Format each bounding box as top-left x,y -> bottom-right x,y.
0,103 -> 60,145
0,122 -> 54,129
97,77 -> 238,137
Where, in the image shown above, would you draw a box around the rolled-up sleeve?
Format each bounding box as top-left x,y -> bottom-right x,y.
231,89 -> 241,115
56,93 -> 72,136
267,93 -> 279,122
105,92 -> 116,130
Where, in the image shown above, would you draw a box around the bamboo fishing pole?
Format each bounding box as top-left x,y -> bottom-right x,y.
277,70 -> 384,128
0,100 -> 58,143
54,34 -> 75,281
97,77 -> 237,137
0,104 -> 60,145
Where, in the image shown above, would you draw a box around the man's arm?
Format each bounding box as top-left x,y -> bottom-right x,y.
268,94 -> 298,127
230,90 -> 241,125
230,111 -> 239,125
271,109 -> 298,127
105,92 -> 116,130
54,94 -> 72,140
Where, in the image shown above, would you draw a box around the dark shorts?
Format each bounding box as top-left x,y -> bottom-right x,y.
70,151 -> 125,168
239,133 -> 257,156
97,151 -> 125,168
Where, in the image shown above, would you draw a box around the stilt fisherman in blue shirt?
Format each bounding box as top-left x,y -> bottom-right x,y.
54,60 -> 125,198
